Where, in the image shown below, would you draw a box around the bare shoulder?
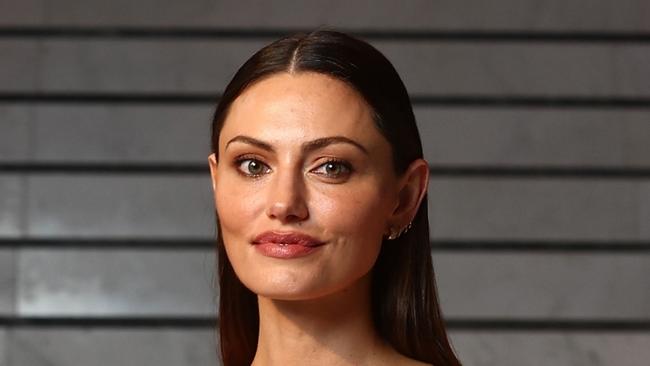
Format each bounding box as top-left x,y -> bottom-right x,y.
398,357 -> 430,366
374,341 -> 432,366
385,351 -> 431,366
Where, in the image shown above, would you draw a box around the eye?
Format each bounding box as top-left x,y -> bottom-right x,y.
235,157 -> 271,177
311,159 -> 352,179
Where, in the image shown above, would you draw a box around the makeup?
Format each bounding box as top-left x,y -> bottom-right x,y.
252,231 -> 326,259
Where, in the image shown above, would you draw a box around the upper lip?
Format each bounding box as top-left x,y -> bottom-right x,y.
252,231 -> 326,247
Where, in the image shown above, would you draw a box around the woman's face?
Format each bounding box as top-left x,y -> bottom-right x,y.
209,72 -> 401,300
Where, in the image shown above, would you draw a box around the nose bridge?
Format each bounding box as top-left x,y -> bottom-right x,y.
267,160 -> 308,222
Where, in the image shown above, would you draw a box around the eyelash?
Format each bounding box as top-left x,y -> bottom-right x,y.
311,158 -> 353,179
233,155 -> 353,180
234,155 -> 271,178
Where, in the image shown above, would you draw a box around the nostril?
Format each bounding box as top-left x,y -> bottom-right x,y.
266,200 -> 309,222
266,174 -> 309,221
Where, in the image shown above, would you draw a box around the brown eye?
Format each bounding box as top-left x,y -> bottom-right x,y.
312,160 -> 352,179
236,158 -> 271,177
324,163 -> 342,175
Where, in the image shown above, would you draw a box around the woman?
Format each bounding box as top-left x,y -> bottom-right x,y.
208,30 -> 461,366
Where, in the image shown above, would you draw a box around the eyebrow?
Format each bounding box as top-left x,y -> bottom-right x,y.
303,136 -> 369,155
225,135 -> 369,155
226,135 -> 273,152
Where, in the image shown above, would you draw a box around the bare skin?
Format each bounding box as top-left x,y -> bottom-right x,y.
209,72 -> 430,366
252,273 -> 429,366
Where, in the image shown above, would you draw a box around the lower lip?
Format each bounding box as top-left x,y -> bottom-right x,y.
253,243 -> 323,259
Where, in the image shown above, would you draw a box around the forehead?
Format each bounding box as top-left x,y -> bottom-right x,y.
219,72 -> 385,151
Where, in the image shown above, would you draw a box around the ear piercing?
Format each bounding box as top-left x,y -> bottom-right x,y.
386,221 -> 413,240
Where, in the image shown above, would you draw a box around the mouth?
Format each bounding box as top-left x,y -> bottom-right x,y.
252,231 -> 326,247
251,231 -> 326,258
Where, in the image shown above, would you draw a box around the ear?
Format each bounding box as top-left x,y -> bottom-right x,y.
208,153 -> 218,193
388,158 -> 429,231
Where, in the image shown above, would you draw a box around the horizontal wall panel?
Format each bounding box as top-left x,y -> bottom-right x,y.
0,105 -> 30,161
428,179 -> 646,240
0,39 -> 260,93
14,250 -> 650,319
2,329 -> 648,366
643,192 -> 650,239
0,105 -> 212,163
0,42 -> 37,92
26,175 -> 214,238
434,253 -> 650,319
2,105 -> 650,167
2,330 -> 649,366
0,176 -> 23,237
1,0 -> 649,31
1,40 -> 649,96
17,249 -> 215,316
7,329 -> 217,366
417,108 -> 650,167
0,250 -> 15,315
0,329 -> 5,366
380,42 -> 650,98
449,332 -> 650,366
0,174 -> 645,240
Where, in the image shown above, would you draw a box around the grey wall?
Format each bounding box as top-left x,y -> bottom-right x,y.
1,1 -> 649,365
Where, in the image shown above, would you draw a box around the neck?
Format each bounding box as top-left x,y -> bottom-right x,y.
251,274 -> 393,366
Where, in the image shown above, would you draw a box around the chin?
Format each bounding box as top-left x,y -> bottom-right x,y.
246,284 -> 327,301
240,271 -> 329,301
254,289 -> 319,302
239,266 -> 371,302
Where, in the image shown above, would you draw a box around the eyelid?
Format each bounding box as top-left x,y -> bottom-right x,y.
310,158 -> 353,179
233,154 -> 272,177
232,154 -> 353,180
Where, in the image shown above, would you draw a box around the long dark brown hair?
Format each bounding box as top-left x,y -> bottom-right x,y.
211,30 -> 461,366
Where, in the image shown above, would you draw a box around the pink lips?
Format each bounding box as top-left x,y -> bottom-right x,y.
252,231 -> 326,258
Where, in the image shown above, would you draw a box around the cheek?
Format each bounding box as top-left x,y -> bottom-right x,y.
213,172 -> 396,300
214,176 -> 265,237
314,181 -> 391,239
301,184 -> 388,297
214,178 -> 264,289
309,182 -> 391,275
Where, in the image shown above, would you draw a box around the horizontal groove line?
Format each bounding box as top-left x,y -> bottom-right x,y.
410,96 -> 650,108
0,93 -> 217,104
429,166 -> 650,179
2,163 -> 650,179
0,238 -> 215,250
0,316 -> 647,331
0,163 -> 209,174
445,319 -> 650,332
1,27 -> 650,43
0,93 -> 649,109
1,239 -> 649,253
0,316 -> 216,328
432,240 -> 650,253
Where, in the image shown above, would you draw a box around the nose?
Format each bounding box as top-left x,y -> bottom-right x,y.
266,168 -> 309,223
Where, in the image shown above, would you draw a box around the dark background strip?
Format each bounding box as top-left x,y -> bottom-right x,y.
2,163 -> 650,179
1,238 -> 649,252
1,93 -> 649,108
1,27 -> 650,43
0,316 -> 648,331
446,319 -> 650,332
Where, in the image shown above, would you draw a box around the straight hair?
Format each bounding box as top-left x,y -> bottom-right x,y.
211,30 -> 461,366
